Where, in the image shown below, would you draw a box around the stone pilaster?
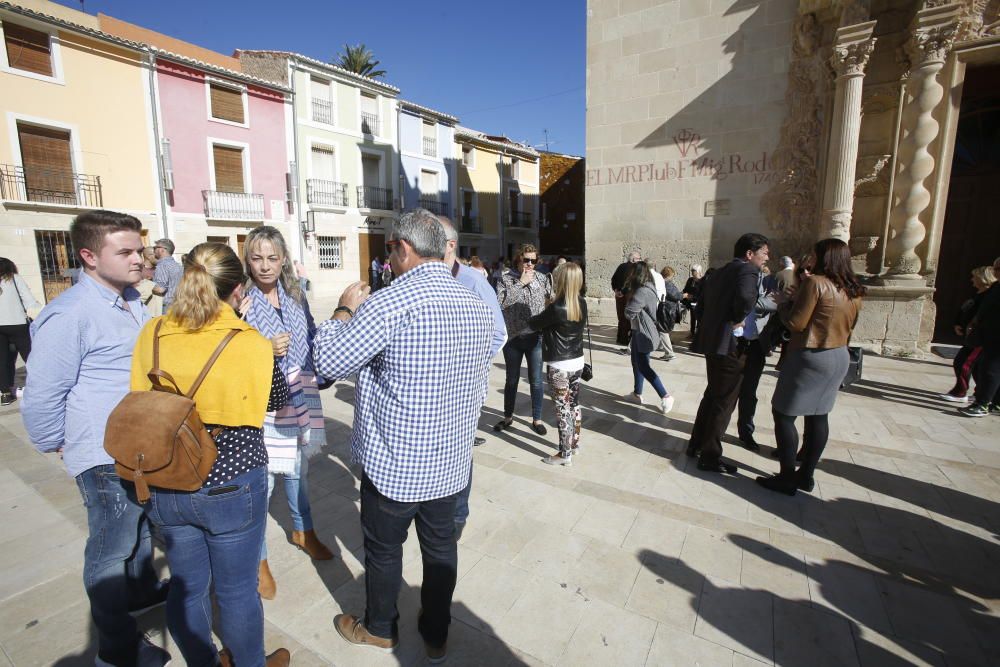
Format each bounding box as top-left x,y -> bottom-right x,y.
884,4 -> 960,279
820,21 -> 877,242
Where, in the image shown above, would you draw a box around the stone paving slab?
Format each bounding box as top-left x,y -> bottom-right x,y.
2,324 -> 1000,665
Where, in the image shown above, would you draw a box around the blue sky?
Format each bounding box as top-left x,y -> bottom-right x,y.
55,0 -> 586,155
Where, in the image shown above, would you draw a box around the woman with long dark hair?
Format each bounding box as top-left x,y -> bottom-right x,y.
624,262 -> 674,413
130,242 -> 290,666
757,238 -> 864,496
0,258 -> 41,405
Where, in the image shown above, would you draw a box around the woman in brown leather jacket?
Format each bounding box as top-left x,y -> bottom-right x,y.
757,238 -> 864,496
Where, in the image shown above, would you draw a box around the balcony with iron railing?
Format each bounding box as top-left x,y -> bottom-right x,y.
508,211 -> 533,228
202,190 -> 265,221
460,214 -> 481,234
418,198 -> 446,214
306,179 -> 349,206
422,136 -> 437,157
357,185 -> 392,210
311,98 -> 333,124
0,164 -> 103,207
361,112 -> 380,136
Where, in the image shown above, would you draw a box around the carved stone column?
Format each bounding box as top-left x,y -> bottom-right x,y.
820,21 -> 877,242
884,4 -> 960,279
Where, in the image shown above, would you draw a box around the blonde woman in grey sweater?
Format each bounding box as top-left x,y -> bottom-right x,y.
624,262 -> 675,414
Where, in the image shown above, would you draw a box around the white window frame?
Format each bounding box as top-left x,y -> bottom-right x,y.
358,90 -> 380,137
205,77 -> 250,129
7,112 -> 83,173
0,18 -> 64,85
308,75 -> 336,126
511,157 -> 520,180
358,148 -> 384,189
461,144 -> 475,168
316,235 -> 344,269
459,187 -> 478,217
206,137 -> 252,193
307,140 -> 340,183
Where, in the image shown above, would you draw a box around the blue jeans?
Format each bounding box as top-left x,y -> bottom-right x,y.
454,462 -> 473,526
76,464 -> 162,666
502,333 -> 544,421
261,449 -> 313,559
361,474 -> 457,648
631,349 -> 667,398
146,466 -> 268,667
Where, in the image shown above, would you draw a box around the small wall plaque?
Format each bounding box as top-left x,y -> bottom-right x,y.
704,199 -> 731,217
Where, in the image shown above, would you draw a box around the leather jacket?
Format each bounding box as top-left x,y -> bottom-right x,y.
528,297 -> 587,362
780,275 -> 861,350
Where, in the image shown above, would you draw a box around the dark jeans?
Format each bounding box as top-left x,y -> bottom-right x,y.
76,465 -> 161,666
773,411 -> 830,481
688,347 -> 747,463
502,333 -> 544,421
630,349 -> 666,398
737,341 -> 767,441
454,462 -> 472,526
361,474 -> 457,648
973,345 -> 1000,406
615,295 -> 631,345
0,323 -> 31,391
146,466 -> 268,667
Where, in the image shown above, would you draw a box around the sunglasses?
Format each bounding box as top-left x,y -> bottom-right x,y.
522,257 -> 537,265
385,239 -> 400,255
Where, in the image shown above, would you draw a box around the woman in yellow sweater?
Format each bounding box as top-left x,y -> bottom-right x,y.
129,242 -> 291,667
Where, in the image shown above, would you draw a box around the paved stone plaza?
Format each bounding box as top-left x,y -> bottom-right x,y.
2,325 -> 999,666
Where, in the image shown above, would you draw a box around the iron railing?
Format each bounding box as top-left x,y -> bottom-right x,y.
360,112 -> 379,136
418,198 -> 445,214
461,214 -> 481,233
358,185 -> 392,210
508,211 -> 532,228
306,179 -> 349,206
422,136 -> 437,156
202,190 -> 265,220
0,163 -> 103,207
311,98 -> 333,124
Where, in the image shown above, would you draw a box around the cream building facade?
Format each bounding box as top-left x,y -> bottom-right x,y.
0,0 -> 161,301
454,127 -> 540,262
587,0 -> 1000,353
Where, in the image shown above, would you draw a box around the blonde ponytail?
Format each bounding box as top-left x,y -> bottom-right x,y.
168,242 -> 244,330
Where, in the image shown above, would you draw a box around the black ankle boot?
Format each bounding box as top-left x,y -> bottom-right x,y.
756,474 -> 797,496
796,473 -> 815,493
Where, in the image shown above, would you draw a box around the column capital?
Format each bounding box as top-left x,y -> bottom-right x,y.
829,21 -> 877,78
905,4 -> 961,67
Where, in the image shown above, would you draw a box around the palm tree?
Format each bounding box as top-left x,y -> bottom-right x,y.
335,44 -> 386,79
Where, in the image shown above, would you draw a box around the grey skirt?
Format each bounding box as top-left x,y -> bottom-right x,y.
771,346 -> 849,416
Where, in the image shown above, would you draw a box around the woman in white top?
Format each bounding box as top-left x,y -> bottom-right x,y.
0,258 -> 41,405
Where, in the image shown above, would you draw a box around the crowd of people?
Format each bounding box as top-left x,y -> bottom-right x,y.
7,204 -> 999,666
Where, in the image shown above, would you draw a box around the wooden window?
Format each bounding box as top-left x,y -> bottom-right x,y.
209,83 -> 244,124
18,123 -> 75,203
212,144 -> 244,193
3,21 -> 52,76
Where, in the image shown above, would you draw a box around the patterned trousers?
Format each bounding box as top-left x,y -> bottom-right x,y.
547,366 -> 583,454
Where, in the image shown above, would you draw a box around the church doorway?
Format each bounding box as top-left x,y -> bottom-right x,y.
933,64 -> 1000,343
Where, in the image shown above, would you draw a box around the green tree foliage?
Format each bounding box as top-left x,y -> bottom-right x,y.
334,43 -> 386,79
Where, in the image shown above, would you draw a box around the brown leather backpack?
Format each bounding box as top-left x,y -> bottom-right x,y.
104,320 -> 242,503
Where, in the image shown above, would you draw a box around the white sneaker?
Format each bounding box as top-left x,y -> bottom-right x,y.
629,392 -> 644,405
939,393 -> 970,402
661,395 -> 675,414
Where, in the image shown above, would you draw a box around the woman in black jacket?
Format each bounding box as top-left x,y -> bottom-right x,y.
529,262 -> 587,466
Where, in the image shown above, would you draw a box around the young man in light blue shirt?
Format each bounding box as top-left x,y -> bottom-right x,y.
22,210 -> 169,667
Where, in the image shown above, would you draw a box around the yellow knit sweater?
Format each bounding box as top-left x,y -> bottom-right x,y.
130,305 -> 273,428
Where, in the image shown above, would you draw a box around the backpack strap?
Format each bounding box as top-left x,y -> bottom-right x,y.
186,329 -> 242,399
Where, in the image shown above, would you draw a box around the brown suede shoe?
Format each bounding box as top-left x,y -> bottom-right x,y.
334,613 -> 397,652
258,559 -> 276,600
290,529 -> 334,561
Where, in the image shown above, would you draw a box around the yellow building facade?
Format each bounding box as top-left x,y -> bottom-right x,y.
0,0 -> 160,301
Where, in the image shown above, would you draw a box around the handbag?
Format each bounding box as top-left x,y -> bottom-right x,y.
581,319 -> 594,382
12,279 -> 31,324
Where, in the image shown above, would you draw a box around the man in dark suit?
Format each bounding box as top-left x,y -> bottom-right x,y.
686,233 -> 770,473
611,250 -> 642,349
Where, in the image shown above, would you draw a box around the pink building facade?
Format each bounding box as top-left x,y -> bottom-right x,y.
154,57 -> 293,256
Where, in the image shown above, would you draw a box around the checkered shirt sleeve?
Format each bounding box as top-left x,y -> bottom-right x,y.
313,262 -> 494,502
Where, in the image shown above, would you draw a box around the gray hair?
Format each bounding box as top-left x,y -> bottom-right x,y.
781,256 -> 794,268
437,216 -> 458,242
155,238 -> 175,255
393,208 -> 447,259
243,225 -> 302,302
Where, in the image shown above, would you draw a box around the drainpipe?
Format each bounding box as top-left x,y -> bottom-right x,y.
145,50 -> 170,238
289,58 -> 305,263
499,147 -> 506,260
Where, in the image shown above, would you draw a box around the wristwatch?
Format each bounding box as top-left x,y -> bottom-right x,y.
333,306 -> 353,317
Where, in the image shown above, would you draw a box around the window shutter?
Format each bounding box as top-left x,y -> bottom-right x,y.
4,21 -> 53,76
212,145 -> 244,193
210,84 -> 244,124
18,123 -> 75,202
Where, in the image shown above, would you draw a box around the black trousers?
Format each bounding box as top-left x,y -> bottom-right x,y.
689,346 -> 748,462
973,345 -> 1000,406
615,294 -> 631,345
736,341 -> 767,442
0,323 -> 31,391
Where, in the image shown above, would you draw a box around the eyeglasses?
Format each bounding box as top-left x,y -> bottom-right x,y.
385,240 -> 400,255
522,257 -> 537,265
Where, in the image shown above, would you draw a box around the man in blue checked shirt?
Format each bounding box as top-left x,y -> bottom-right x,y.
313,208 -> 493,662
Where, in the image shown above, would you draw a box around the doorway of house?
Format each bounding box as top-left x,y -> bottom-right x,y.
358,232 -> 385,284
933,64 -> 1000,343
